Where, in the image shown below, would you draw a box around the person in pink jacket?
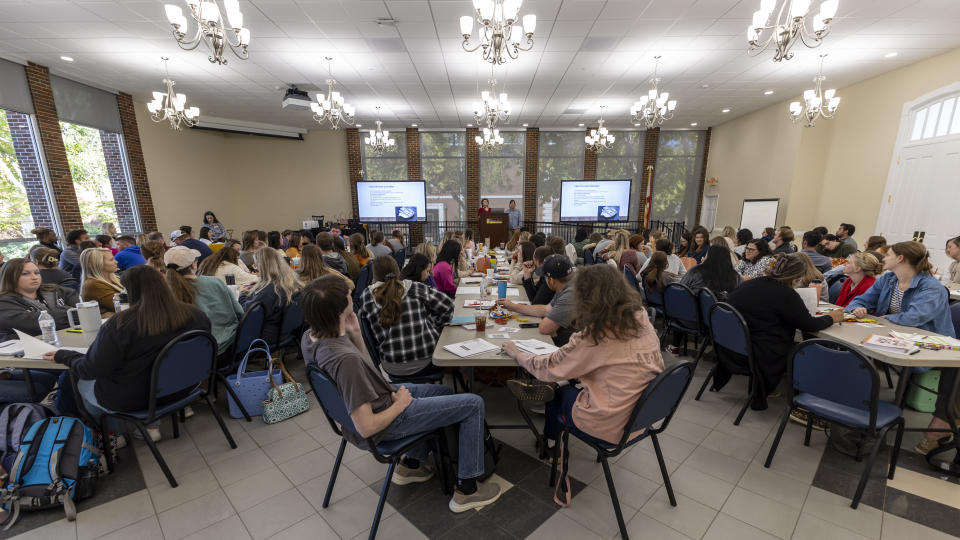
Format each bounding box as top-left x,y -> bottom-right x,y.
502,263 -> 665,446
432,240 -> 462,298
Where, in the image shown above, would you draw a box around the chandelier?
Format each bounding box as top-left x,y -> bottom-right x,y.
163,0 -> 250,65
310,57 -> 356,130
789,54 -> 840,127
585,106 -> 615,153
630,56 -> 677,128
473,78 -> 511,128
146,58 -> 199,131
364,107 -> 397,156
475,126 -> 504,151
747,0 -> 839,62
460,0 -> 536,65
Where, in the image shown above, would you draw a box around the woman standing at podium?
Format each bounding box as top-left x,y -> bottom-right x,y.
478,198 -> 492,215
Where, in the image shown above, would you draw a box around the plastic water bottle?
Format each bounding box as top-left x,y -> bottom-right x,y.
39,310 -> 59,346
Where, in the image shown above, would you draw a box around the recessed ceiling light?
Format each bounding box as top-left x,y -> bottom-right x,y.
355,124 -> 362,127
578,123 -> 584,127
721,108 -> 731,113
60,56 -> 74,62
411,123 -> 418,127
700,84 -> 710,89
467,123 -> 472,127
763,89 -> 774,95
884,51 -> 898,58
634,123 -> 640,127
522,123 -> 528,127
690,122 -> 698,126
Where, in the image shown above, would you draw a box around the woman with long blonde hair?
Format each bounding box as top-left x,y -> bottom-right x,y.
297,244 -> 352,288
240,247 -> 303,346
80,248 -> 124,315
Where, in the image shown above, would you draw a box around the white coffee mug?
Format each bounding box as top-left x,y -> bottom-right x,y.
67,301 -> 101,334
227,284 -> 240,300
465,248 -> 474,260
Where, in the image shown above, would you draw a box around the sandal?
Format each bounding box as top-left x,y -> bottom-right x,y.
914,434 -> 954,456
507,379 -> 557,402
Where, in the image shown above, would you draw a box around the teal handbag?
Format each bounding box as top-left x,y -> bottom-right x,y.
261,361 -> 310,424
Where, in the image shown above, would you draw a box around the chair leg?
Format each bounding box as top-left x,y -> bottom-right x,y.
695,336 -> 710,362
881,362 -> 894,389
516,401 -> 546,459
323,438 -> 347,508
600,456 -> 628,540
650,433 -> 676,507
887,419 -> 905,480
136,420 -> 177,488
851,425 -> 892,509
204,395 -> 237,449
733,391 -> 752,426
695,365 -> 716,401
804,413 -> 814,447
764,408 -> 791,468
218,373 -> 252,422
369,460 -> 397,540
171,412 -> 180,439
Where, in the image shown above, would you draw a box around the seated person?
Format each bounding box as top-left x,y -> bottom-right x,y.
734,228 -> 753,258
80,248 -> 124,316
114,235 -> 146,271
316,232 -> 350,276
725,254 -> 842,410
521,247 -> 555,306
59,229 -> 89,281
676,231 -> 693,258
865,235 -> 887,253
240,247 -> 303,347
736,239 -> 775,279
198,245 -> 259,288
508,242 -> 536,286
944,236 -> 960,287
689,229 -> 710,263
400,253 -> 436,288
835,252 -> 882,307
31,247 -> 79,292
295,245 -> 352,287
350,234 -> 373,268
772,227 -> 797,255
47,265 -> 210,442
431,240 -> 462,298
358,256 -> 454,379
760,227 -> 775,243
680,245 -> 742,296
284,231 -> 302,260
816,234 -> 856,258
498,255 -> 576,347
572,227 -> 590,258
366,230 -> 394,259
502,264 -> 664,449
300,275 -> 501,511
638,239 -> 686,277
640,251 -> 681,299
800,231 -> 832,273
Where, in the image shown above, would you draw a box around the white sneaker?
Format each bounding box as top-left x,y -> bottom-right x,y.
147,426 -> 162,442
183,406 -> 195,419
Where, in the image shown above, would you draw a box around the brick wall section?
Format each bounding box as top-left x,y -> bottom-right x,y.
98,130 -> 138,233
523,128 -> 538,225
116,92 -> 157,232
639,127 -> 660,225
694,127 -> 712,227
465,127 -> 479,219
406,127 -> 423,245
345,128 -> 362,217
24,62 -> 83,230
583,128 -> 597,180
6,111 -> 54,229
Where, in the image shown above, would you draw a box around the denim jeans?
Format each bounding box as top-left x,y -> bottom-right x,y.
545,385 -> 611,448
380,383 -> 485,480
77,379 -> 159,431
0,369 -> 58,406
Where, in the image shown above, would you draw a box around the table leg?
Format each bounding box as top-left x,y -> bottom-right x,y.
21,368 -> 40,402
892,365 -> 911,406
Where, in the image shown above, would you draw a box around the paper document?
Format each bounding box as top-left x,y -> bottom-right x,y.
487,333 -> 511,339
463,299 -> 496,308
461,277 -> 483,284
457,286 -> 482,295
13,330 -> 88,359
0,340 -> 24,356
448,316 -> 475,326
505,288 -> 520,297
494,326 -> 520,333
513,339 -> 560,355
442,338 -> 500,358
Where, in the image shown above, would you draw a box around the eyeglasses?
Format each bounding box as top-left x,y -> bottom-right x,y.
744,247 -> 758,252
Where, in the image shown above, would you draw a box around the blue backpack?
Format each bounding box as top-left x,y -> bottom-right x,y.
0,417 -> 99,529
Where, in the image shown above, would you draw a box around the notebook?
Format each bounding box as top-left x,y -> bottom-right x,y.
448,316 -> 475,326
861,335 -> 919,355
513,339 -> 560,355
442,338 -> 500,358
463,299 -> 496,308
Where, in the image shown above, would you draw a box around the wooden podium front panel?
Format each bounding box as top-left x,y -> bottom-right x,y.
478,213 -> 509,247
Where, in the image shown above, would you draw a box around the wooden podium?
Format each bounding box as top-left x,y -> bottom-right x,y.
478,212 -> 509,247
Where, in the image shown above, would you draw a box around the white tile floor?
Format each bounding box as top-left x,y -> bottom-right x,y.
10,356 -> 960,540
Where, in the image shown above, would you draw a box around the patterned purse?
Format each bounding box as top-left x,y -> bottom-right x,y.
261,361 -> 310,424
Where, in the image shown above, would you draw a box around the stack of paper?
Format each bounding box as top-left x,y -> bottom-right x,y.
513,339 -> 559,355
456,286 -> 482,295
442,338 -> 499,358
463,299 -> 496,308
13,330 -> 88,359
461,277 -> 483,284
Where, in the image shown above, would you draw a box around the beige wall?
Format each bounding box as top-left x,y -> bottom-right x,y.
706,47 -> 960,237
136,106 -> 350,237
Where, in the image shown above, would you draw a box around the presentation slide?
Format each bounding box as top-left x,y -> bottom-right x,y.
559,180 -> 632,222
357,181 -> 427,222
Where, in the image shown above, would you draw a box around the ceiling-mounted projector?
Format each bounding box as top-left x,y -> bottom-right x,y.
282,87 -> 312,110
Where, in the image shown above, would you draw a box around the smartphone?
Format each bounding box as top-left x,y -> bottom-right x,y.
519,322 -> 539,328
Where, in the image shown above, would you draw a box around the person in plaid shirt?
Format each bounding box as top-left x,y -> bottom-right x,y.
359,255 -> 454,379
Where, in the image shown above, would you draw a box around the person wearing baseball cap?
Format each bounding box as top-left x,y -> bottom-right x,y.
170,226 -> 213,263
497,253 -> 577,347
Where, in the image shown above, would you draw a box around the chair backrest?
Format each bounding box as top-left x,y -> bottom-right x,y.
392,249 -> 405,269
828,278 -> 845,304
698,288 -> 718,332
148,330 -> 217,420
619,361 -> 695,448
232,301 -> 265,360
951,302 -> 960,340
352,262 -> 373,312
279,296 -> 304,339
708,302 -> 750,357
584,247 -> 595,265
359,315 -> 383,369
305,365 -> 358,439
789,338 -> 881,429
623,266 -> 640,292
641,276 -> 663,308
663,283 -> 699,326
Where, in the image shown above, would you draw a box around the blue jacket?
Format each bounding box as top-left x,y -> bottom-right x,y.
114,245 -> 146,271
846,272 -> 955,337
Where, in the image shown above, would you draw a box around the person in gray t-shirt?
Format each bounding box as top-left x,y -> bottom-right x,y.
497,254 -> 577,346
367,230 -> 394,259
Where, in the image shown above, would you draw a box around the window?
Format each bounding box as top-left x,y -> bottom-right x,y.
420,132 -> 467,222
537,131 -> 584,222
479,131 -> 525,213
910,92 -> 960,141
596,131 -> 645,221
361,130 -> 407,181
652,130 -> 705,225
0,107 -> 56,258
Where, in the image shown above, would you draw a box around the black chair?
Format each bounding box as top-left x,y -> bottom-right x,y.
392,248 -> 406,269
764,339 -> 905,509
695,288 -> 718,361
551,361 -> 696,540
660,283 -> 703,357
353,262 -> 373,313
641,277 -> 665,321
275,296 -> 305,358
215,301 -> 266,422
583,247 -> 595,265
306,366 -> 448,540
97,331 -> 237,487
623,266 -> 640,292
696,302 -> 759,425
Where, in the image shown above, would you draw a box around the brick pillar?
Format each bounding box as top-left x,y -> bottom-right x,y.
406,127 -> 423,245
694,127 -> 712,226
6,111 -> 54,229
583,128 -> 597,180
465,127 -> 479,221
523,128 -> 538,228
98,130 -> 137,233
116,92 -> 157,232
24,62 -> 83,231
639,127 -> 660,226
345,128 -> 362,218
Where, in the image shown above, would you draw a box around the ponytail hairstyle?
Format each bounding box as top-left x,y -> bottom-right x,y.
642,251 -> 669,292
165,257 -> 198,305
890,241 -> 933,274
140,241 -> 166,273
768,253 -> 807,287
31,247 -> 60,269
371,255 -> 404,327
849,252 -> 882,277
